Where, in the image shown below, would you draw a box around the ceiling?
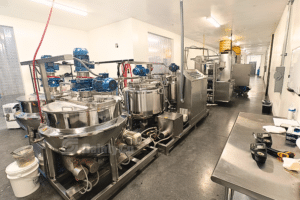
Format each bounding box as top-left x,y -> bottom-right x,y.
0,0 -> 288,55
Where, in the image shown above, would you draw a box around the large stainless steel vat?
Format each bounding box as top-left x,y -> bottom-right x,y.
42,101 -> 89,129
43,95 -> 122,129
124,81 -> 164,119
151,74 -> 169,100
38,115 -> 127,156
39,95 -> 126,156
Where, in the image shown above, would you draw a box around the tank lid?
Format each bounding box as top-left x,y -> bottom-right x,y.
128,81 -> 160,90
42,101 -> 88,114
16,94 -> 51,102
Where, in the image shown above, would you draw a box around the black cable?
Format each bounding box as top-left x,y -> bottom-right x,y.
70,64 -> 74,80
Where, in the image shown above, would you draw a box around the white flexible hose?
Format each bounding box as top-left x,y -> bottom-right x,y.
73,57 -> 100,77
93,171 -> 100,187
121,152 -> 131,165
79,165 -> 89,194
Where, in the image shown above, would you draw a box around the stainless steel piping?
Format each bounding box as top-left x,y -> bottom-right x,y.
180,0 -> 184,103
281,0 -> 294,67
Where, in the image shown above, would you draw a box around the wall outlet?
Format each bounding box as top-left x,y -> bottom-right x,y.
115,43 -> 118,48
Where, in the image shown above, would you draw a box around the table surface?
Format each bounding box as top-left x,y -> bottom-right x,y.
211,112 -> 300,200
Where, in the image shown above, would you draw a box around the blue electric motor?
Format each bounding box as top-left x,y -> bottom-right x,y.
70,79 -> 93,91
41,78 -> 61,88
133,65 -> 149,76
47,78 -> 61,88
92,73 -> 117,92
73,48 -> 94,72
41,55 -> 61,87
42,55 -> 59,72
169,63 -> 179,72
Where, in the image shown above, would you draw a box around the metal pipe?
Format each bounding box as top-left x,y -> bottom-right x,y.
29,65 -> 35,92
265,34 -> 275,99
39,63 -> 52,103
114,77 -> 141,80
73,57 -> 100,77
225,187 -> 234,200
280,0 -> 294,67
185,46 -> 219,55
180,0 -> 184,103
94,59 -> 134,64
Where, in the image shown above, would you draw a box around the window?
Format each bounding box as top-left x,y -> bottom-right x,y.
148,33 -> 173,74
0,26 -> 24,96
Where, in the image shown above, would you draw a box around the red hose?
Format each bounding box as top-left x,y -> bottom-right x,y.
47,76 -> 60,78
32,0 -> 55,123
76,76 -> 93,79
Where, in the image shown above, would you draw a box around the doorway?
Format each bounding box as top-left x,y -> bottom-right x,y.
249,61 -> 257,76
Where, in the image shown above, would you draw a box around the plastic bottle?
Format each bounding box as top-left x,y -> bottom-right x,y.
288,104 -> 296,120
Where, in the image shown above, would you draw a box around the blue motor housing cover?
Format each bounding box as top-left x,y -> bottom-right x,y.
133,65 -> 149,76
40,77 -> 61,88
92,73 -> 117,92
42,55 -> 59,72
169,63 -> 179,72
73,48 -> 94,72
48,78 -> 61,87
70,78 -> 93,91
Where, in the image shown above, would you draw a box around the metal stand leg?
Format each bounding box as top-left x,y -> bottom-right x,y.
45,145 -> 56,179
225,187 -> 234,200
109,138 -> 119,182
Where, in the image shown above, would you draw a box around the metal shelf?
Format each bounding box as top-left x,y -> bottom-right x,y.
20,54 -> 73,66
206,63 -> 216,103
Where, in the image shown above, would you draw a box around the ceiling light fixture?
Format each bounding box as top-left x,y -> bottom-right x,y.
206,17 -> 220,28
30,0 -> 88,16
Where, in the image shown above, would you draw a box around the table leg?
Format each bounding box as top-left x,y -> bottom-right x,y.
225,187 -> 234,200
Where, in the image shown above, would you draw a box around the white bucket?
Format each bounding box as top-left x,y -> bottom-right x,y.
5,157 -> 40,197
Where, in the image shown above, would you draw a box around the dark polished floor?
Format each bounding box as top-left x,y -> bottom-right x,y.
0,76 -> 265,200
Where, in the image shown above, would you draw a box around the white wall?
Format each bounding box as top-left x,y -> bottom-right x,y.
88,18 -> 217,78
267,0 -> 300,119
0,15 -> 89,95
131,18 -> 217,70
259,53 -> 266,78
88,19 -> 134,78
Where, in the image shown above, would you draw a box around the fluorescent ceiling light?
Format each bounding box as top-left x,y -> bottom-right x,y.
206,17 -> 220,28
30,0 -> 88,16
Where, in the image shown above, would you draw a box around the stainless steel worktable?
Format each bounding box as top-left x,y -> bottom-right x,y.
211,112 -> 300,200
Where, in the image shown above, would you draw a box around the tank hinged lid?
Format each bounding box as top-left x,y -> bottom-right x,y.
42,101 -> 89,114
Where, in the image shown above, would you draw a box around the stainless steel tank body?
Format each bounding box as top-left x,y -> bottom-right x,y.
38,95 -> 126,156
168,76 -> 177,103
124,80 -> 164,119
151,74 -> 177,104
